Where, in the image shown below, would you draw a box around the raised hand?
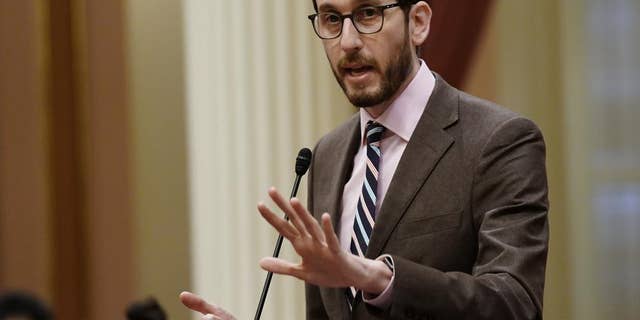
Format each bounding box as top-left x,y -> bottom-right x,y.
257,187 -> 391,295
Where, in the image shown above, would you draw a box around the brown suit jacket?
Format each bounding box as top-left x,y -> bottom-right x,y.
305,75 -> 549,320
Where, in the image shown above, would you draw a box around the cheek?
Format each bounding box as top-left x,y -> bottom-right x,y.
382,37 -> 408,64
378,20 -> 408,51
370,43 -> 395,69
323,41 -> 341,62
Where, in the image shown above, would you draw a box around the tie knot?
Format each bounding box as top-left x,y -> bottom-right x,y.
366,121 -> 385,145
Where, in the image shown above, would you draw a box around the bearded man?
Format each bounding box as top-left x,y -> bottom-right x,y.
181,1 -> 549,319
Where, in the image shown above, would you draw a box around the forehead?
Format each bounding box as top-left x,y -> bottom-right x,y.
316,0 -> 386,11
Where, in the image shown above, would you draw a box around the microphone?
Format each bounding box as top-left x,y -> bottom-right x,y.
295,148 -> 312,176
254,148 -> 312,320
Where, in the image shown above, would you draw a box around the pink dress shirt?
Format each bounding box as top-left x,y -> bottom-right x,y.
339,60 -> 436,308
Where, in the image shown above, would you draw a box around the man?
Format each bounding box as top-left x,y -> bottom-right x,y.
181,0 -> 549,319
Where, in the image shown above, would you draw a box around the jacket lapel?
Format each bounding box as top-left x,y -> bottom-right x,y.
320,115 -> 361,231
316,115 -> 360,318
366,75 -> 459,258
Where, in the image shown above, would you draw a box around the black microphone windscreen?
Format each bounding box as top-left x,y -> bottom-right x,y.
295,148 -> 312,176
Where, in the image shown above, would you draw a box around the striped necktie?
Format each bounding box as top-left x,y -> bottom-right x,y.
347,121 -> 385,308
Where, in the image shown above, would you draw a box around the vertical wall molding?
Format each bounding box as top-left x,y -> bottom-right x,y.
47,0 -> 89,317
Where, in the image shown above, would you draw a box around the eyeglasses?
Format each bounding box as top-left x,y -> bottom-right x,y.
307,3 -> 402,40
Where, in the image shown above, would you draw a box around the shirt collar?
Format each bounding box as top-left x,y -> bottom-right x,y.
359,59 -> 436,144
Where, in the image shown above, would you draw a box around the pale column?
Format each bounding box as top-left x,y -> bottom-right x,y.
183,0 -> 352,319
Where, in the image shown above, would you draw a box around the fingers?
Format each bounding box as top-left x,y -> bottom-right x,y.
321,213 -> 341,253
267,187 -> 310,238
257,202 -> 299,239
259,257 -> 303,279
179,291 -> 218,315
290,198 -> 325,243
180,292 -> 236,320
260,187 -> 331,249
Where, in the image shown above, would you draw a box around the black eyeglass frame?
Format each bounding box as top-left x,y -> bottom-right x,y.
307,2 -> 403,40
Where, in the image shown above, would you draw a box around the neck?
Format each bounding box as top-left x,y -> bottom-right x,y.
364,59 -> 421,118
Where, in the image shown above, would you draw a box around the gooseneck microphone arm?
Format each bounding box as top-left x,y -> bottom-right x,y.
254,148 -> 312,320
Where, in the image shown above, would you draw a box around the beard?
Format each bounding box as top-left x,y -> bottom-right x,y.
330,34 -> 414,108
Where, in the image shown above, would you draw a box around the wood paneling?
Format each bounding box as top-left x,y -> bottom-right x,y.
0,0 -> 52,302
80,0 -> 134,319
1,0 -> 134,319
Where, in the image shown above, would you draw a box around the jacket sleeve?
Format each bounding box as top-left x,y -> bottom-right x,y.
388,117 -> 549,320
306,283 -> 330,320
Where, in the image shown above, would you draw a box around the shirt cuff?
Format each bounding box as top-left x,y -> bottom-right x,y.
362,254 -> 395,309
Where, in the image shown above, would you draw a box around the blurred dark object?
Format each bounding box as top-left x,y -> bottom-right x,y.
126,297 -> 167,320
421,0 -> 495,88
0,291 -> 53,320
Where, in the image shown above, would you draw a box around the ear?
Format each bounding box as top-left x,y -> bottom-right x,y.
409,1 -> 432,47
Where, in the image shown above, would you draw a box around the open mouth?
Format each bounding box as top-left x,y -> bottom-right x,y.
343,65 -> 375,78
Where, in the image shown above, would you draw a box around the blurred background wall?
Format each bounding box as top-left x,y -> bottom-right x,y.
1,0 -> 638,319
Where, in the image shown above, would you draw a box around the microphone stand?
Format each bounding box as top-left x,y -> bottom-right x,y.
254,149 -> 311,320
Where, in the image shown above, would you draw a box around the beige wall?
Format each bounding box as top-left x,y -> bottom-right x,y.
126,0 -> 191,319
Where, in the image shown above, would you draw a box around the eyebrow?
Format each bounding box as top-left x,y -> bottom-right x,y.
318,0 -> 385,12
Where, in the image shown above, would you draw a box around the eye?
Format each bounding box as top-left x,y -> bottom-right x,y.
321,13 -> 342,24
357,7 -> 379,19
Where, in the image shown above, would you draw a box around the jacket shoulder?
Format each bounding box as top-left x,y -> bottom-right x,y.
455,90 -> 543,143
314,112 -> 359,154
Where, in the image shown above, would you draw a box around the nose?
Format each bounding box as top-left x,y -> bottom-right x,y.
339,18 -> 363,53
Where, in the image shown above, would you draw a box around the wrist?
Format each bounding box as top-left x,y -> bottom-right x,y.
359,258 -> 393,295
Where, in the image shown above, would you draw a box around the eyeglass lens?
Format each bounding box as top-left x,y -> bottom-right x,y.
315,7 -> 384,38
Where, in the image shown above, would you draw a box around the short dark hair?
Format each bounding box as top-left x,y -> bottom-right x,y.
0,291 -> 53,320
126,297 -> 167,320
311,0 -> 426,13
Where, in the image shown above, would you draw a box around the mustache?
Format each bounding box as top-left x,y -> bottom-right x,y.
337,53 -> 378,70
